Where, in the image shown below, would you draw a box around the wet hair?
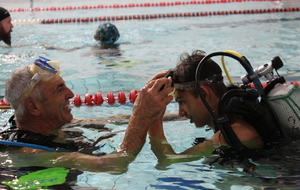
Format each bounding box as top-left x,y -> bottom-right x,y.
5,66 -> 45,120
94,22 -> 120,44
0,7 -> 10,21
172,50 -> 227,98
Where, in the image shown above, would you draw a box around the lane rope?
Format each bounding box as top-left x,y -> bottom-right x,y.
8,0 -> 285,12
0,90 -> 140,109
11,7 -> 300,25
1,81 -> 299,108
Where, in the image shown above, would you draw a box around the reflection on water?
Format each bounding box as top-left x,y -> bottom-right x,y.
1,120 -> 300,189
1,0 -> 300,189
151,177 -> 212,190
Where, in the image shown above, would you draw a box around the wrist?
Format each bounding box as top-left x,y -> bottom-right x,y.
149,136 -> 166,142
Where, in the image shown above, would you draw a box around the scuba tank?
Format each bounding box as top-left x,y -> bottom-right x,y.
267,82 -> 300,131
242,56 -> 300,133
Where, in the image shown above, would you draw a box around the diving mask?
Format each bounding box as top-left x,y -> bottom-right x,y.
173,81 -> 196,91
173,74 -> 224,91
11,56 -> 61,109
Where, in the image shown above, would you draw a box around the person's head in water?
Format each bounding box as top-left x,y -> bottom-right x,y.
94,22 -> 120,44
0,7 -> 13,46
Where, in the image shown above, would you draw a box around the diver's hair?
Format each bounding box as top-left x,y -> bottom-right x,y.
5,65 -> 45,120
172,50 -> 227,98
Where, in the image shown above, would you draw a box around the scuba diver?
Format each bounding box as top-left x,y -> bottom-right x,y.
148,50 -> 263,170
0,56 -> 173,173
147,49 -> 300,172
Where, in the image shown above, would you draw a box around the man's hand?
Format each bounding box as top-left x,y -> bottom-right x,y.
132,76 -> 173,122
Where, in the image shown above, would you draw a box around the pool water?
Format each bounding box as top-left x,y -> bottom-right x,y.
1,0 -> 300,189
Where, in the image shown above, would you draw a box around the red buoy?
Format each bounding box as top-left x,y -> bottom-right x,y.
291,81 -> 300,87
107,92 -> 115,105
73,95 -> 82,107
129,90 -> 138,103
118,91 -> 127,105
93,92 -> 104,105
84,93 -> 94,106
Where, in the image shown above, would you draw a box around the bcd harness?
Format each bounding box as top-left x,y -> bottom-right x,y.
196,51 -> 290,172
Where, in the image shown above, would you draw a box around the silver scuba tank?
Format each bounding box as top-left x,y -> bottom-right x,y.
267,83 -> 300,131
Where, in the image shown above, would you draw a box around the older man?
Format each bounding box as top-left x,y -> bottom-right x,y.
1,56 -> 173,173
0,7 -> 13,46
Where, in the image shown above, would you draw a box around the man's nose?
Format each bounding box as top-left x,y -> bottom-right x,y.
178,106 -> 186,117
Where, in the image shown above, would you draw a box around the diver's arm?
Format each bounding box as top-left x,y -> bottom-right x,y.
148,117 -> 264,168
148,118 -> 220,167
8,77 -> 174,173
149,130 -> 219,168
210,117 -> 264,150
11,147 -> 139,174
148,118 -> 177,167
119,76 -> 173,152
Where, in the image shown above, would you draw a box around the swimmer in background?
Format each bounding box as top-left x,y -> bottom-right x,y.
44,22 -> 122,57
90,22 -> 150,63
91,22 -> 123,57
45,22 -> 150,59
0,7 -> 13,47
94,22 -> 120,46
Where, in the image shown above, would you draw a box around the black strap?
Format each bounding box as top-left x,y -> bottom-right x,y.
1,130 -> 79,151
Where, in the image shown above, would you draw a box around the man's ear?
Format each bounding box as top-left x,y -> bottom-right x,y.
200,85 -> 219,111
200,85 -> 210,99
25,98 -> 41,116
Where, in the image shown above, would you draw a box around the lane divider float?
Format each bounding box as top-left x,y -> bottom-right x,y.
12,7 -> 300,25
0,90 -> 140,109
72,90 -> 139,107
1,81 -> 299,109
8,0 -> 285,12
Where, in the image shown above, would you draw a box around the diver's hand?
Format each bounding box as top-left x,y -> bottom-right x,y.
147,71 -> 169,83
132,77 -> 173,122
119,77 -> 173,153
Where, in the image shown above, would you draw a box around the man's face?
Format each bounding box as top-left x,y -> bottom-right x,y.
39,76 -> 74,129
0,16 -> 13,46
174,90 -> 212,128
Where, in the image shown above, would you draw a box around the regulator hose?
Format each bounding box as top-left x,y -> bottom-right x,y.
195,52 -> 254,151
195,51 -> 260,123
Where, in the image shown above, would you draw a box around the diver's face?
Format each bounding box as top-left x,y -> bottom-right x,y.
39,76 -> 74,129
175,90 -> 212,128
0,16 -> 13,46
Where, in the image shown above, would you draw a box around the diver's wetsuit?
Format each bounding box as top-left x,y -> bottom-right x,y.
0,129 -> 79,151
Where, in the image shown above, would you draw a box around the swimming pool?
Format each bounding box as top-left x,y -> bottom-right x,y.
1,0 -> 300,189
